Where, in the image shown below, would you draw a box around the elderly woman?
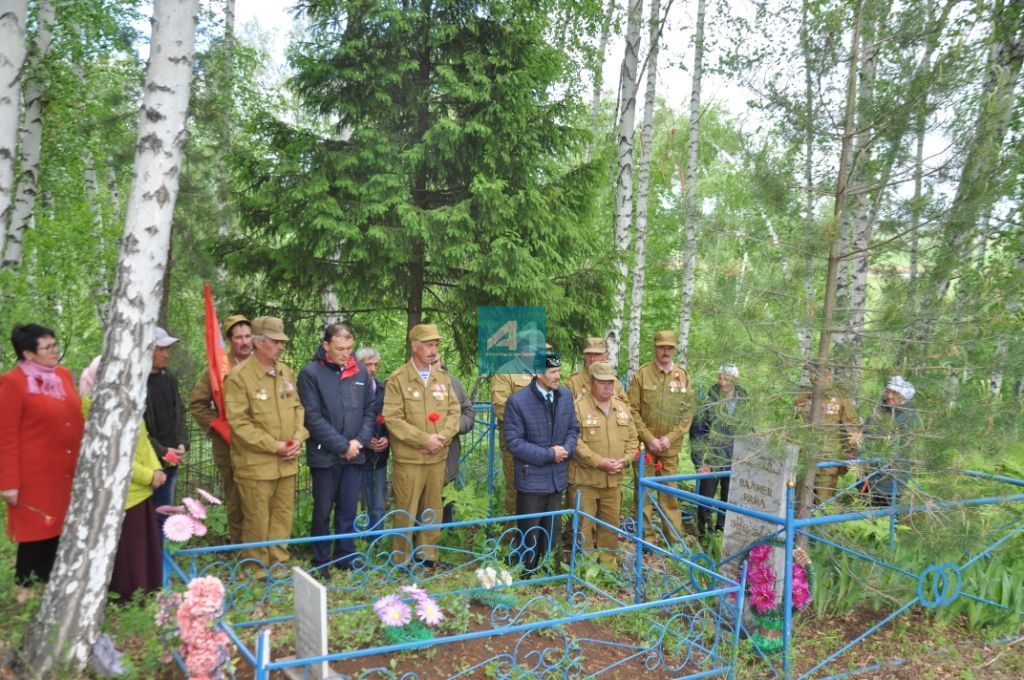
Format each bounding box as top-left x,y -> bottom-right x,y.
80,356 -> 166,602
0,324 -> 84,598
859,376 -> 921,507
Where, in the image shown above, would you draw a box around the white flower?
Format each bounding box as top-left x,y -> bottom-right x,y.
499,569 -> 513,587
475,566 -> 498,590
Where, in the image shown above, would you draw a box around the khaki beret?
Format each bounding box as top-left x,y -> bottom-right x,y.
653,330 -> 677,347
252,316 -> 289,342
582,337 -> 607,354
588,361 -> 616,381
409,323 -> 441,343
221,314 -> 250,338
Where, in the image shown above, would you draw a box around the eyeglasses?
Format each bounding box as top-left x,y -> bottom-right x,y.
35,342 -> 60,353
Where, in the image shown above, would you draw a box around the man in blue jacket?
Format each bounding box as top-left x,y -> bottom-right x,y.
298,322 -> 375,572
503,349 -> 579,573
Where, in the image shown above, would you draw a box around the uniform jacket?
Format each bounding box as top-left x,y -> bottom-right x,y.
689,383 -> 750,468
298,347 -> 375,468
0,366 -> 83,542
570,392 -> 638,488
503,380 -> 580,494
626,362 -> 695,454
224,356 -> 308,480
565,369 -> 628,404
383,360 -> 461,465
188,355 -> 244,468
795,389 -> 860,456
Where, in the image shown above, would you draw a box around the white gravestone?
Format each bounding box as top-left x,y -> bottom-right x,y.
281,567 -> 333,680
721,435 -> 798,606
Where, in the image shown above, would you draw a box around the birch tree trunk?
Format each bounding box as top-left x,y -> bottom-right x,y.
797,0 -> 816,382
627,0 -> 662,380
605,0 -> 642,369
19,0 -> 198,673
796,0 -> 862,534
588,0 -> 616,129
988,253 -> 1021,397
0,0 -> 28,251
676,0 -> 706,365
2,0 -> 54,268
216,0 -> 236,281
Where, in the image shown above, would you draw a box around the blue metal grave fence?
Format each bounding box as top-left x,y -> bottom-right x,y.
165,501 -> 745,679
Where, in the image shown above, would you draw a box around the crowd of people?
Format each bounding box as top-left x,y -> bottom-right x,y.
0,317 -> 921,595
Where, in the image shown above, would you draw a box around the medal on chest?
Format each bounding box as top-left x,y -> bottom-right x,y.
408,385 -> 421,399
254,388 -> 269,401
431,383 -> 448,401
615,408 -> 630,425
584,413 -> 598,427
824,397 -> 839,416
668,373 -> 686,393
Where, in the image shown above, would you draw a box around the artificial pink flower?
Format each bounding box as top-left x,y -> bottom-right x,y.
378,601 -> 412,627
156,505 -> 186,516
195,488 -> 222,505
400,584 -> 430,602
749,583 -> 777,613
748,564 -> 775,589
163,451 -> 180,465
183,497 -> 207,520
416,598 -> 444,626
374,594 -> 402,614
164,514 -> 195,541
792,583 -> 812,609
191,518 -> 208,537
749,544 -> 772,564
183,576 -> 225,617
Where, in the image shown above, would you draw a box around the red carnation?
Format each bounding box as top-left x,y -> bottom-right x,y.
655,459 -> 665,473
645,454 -> 654,466
427,412 -> 441,423
286,439 -> 295,447
163,451 -> 181,465
375,415 -> 386,425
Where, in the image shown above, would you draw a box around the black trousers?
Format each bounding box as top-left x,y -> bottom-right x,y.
516,491 -> 562,572
15,536 -> 60,585
697,473 -> 731,534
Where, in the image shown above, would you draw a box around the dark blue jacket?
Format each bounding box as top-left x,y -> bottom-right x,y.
298,347 -> 375,468
362,377 -> 389,470
504,380 -> 579,494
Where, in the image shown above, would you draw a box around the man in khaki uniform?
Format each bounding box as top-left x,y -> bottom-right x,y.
189,314 -> 251,543
570,361 -> 638,566
795,368 -> 860,503
224,316 -> 308,570
489,330 -> 545,517
627,330 -> 696,543
564,337 -> 628,402
383,324 -> 461,566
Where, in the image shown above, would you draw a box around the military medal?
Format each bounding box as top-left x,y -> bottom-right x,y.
255,388 -> 268,401
584,414 -> 598,427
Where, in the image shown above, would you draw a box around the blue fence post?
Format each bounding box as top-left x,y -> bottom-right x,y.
487,404 -> 496,498
783,480 -> 796,679
634,447 -> 646,605
729,560 -> 748,680
255,628 -> 270,680
567,489 -> 582,601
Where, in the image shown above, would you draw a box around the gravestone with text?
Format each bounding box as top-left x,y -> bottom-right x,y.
281,567 -> 333,680
721,435 -> 798,605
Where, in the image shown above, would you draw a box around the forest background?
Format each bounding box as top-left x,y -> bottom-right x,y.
0,0 -> 1022,674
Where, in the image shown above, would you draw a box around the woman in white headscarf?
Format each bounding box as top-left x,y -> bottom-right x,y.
859,376 -> 921,507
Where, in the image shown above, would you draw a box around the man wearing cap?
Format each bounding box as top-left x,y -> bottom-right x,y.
689,364 -> 750,536
569,361 -> 637,566
144,327 -> 189,529
383,324 -> 461,566
298,322 -> 375,572
188,314 -> 251,543
490,328 -> 545,518
224,316 -> 308,569
503,349 -> 580,572
627,330 -> 696,543
795,367 -> 860,503
565,337 -> 628,403
858,376 -> 920,507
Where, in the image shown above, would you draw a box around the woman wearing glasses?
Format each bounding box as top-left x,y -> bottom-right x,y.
0,324 -> 84,600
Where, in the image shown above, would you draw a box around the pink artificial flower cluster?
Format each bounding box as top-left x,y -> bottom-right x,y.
158,488 -> 222,542
373,584 -> 445,628
177,576 -> 230,680
746,543 -> 812,614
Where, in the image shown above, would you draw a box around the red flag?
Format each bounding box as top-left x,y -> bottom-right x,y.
203,283 -> 232,443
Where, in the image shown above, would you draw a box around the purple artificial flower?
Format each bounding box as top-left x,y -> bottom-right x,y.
416,598 -> 444,626
749,544 -> 772,564
378,601 -> 412,627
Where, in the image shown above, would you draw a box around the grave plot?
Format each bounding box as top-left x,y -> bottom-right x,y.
166,510 -> 744,679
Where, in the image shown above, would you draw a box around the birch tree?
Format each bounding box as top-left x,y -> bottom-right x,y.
2,0 -> 54,268
675,0 -> 706,364
605,0 -> 643,368
19,0 -> 199,672
0,0 -> 27,250
627,0 -> 661,378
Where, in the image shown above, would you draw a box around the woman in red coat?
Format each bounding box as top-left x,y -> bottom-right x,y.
0,324 -> 84,595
